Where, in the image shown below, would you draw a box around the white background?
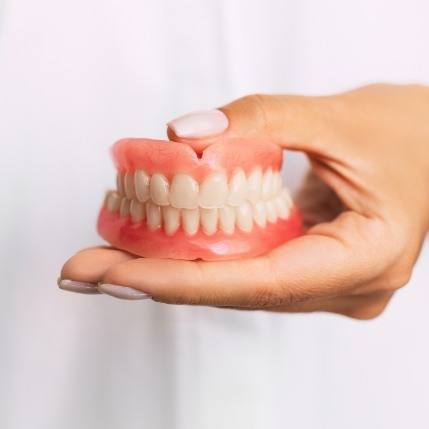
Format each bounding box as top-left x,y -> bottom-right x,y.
0,1 -> 428,428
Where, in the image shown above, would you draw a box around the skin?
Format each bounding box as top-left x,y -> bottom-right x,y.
60,84 -> 429,319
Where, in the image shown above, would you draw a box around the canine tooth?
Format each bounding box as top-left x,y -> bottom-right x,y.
124,172 -> 135,199
219,206 -> 236,235
261,168 -> 274,200
150,173 -> 170,206
200,208 -> 218,235
227,169 -> 247,206
182,208 -> 200,236
130,200 -> 145,223
247,168 -> 262,203
106,191 -> 121,213
275,195 -> 290,219
236,202 -> 253,232
135,170 -> 150,202
199,172 -> 228,208
266,200 -> 278,223
252,201 -> 267,228
146,201 -> 162,230
116,173 -> 125,195
119,198 -> 131,218
169,174 -> 199,209
162,206 -> 180,236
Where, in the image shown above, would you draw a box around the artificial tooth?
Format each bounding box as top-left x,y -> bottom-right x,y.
106,191 -> 121,213
130,200 -> 145,223
199,172 -> 228,208
227,169 -> 247,206
273,171 -> 283,196
275,195 -> 290,219
116,173 -> 125,195
169,174 -> 199,209
266,200 -> 278,223
146,201 -> 162,230
247,168 -> 262,203
124,172 -> 135,199
135,170 -> 150,202
236,201 -> 253,232
200,208 -> 218,235
119,198 -> 131,218
281,188 -> 293,208
150,173 -> 170,206
261,168 -> 274,200
219,206 -> 236,235
162,206 -> 180,236
252,201 -> 267,228
182,208 -> 200,236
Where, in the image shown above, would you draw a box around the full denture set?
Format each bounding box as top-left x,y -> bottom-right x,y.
98,138 -> 302,260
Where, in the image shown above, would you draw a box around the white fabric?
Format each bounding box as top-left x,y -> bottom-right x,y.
1,1 -> 428,428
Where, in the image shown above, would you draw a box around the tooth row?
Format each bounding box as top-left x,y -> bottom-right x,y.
105,189 -> 293,236
116,168 -> 283,210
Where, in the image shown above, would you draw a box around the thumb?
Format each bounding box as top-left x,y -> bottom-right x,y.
167,94 -> 333,153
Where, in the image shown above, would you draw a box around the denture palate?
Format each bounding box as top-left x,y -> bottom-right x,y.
105,168 -> 293,236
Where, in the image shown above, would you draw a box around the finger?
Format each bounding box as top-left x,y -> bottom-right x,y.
99,212 -> 391,307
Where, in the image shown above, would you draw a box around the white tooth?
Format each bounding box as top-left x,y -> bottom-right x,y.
119,198 -> 131,218
116,173 -> 125,195
236,201 -> 253,232
150,173 -> 170,206
281,188 -> 293,208
227,169 -> 247,206
135,170 -> 150,202
162,206 -> 180,236
124,172 -> 135,199
275,195 -> 290,219
106,191 -> 121,213
247,168 -> 262,203
266,200 -> 278,223
182,208 -> 200,236
199,172 -> 228,208
169,174 -> 199,209
252,201 -> 267,228
200,208 -> 218,235
130,200 -> 145,223
146,201 -> 162,230
219,206 -> 236,235
273,171 -> 282,196
261,168 -> 274,200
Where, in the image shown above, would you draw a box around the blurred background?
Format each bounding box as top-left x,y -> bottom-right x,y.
0,1 -> 428,428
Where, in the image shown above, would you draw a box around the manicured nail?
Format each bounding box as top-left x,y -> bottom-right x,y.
167,109 -> 228,138
57,278 -> 100,294
98,283 -> 151,300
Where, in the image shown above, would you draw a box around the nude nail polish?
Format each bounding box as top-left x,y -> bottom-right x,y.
57,278 -> 100,294
98,283 -> 151,300
167,109 -> 229,138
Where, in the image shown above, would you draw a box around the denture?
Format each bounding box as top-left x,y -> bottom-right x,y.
97,138 -> 302,260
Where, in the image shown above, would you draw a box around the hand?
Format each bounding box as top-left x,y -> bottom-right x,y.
59,84 -> 429,319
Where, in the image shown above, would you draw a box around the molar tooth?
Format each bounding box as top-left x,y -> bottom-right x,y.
119,198 -> 131,218
150,173 -> 170,206
182,208 -> 200,236
200,208 -> 218,235
252,201 -> 267,228
116,173 -> 125,195
266,200 -> 278,223
275,195 -> 290,219
247,168 -> 262,203
219,206 -> 236,235
261,168 -> 274,200
124,172 -> 135,199
135,170 -> 150,202
169,174 -> 199,209
146,201 -> 162,230
106,191 -> 121,213
236,201 -> 253,233
227,169 -> 247,206
199,172 -> 228,208
130,200 -> 145,223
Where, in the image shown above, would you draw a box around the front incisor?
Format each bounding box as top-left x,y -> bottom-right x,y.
169,174 -> 199,209
199,172 -> 228,208
162,206 -> 180,236
200,208 -> 218,235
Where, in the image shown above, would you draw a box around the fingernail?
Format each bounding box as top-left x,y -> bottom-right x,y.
57,278 -> 100,294
167,109 -> 228,138
98,283 -> 151,300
